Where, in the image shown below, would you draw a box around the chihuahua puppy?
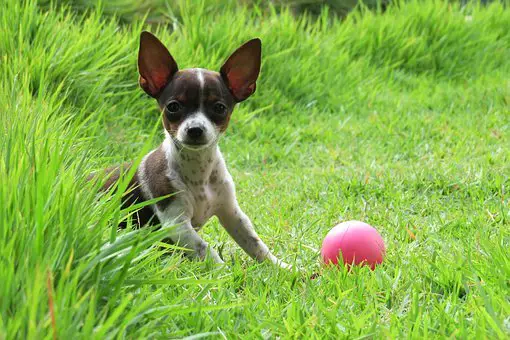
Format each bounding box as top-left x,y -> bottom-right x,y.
98,32 -> 290,269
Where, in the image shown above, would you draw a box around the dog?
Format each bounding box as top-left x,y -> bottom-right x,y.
95,31 -> 290,269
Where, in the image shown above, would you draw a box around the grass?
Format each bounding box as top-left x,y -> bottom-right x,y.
1,0 -> 509,338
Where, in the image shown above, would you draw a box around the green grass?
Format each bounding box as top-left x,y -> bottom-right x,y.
1,0 -> 509,338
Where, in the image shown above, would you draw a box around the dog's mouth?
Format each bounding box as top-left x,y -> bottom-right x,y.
183,140 -> 208,146
174,138 -> 217,151
182,142 -> 209,151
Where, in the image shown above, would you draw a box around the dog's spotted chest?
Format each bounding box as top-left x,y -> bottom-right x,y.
186,180 -> 214,230
163,140 -> 228,230
185,171 -> 230,229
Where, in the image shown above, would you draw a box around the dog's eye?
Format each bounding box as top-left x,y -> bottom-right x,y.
166,101 -> 181,113
213,102 -> 227,115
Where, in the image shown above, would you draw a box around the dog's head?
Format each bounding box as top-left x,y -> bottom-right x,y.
138,31 -> 261,150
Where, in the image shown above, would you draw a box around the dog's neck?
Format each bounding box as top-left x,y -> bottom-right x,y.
162,135 -> 219,183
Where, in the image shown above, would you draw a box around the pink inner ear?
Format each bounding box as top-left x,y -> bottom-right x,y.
152,68 -> 171,92
244,83 -> 255,96
228,71 -> 255,95
228,73 -> 244,91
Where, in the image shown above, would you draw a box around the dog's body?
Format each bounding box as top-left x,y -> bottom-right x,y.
97,32 -> 290,269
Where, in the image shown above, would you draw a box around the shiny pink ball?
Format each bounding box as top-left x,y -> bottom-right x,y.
321,221 -> 385,270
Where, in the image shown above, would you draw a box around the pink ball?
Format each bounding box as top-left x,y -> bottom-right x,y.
321,221 -> 385,270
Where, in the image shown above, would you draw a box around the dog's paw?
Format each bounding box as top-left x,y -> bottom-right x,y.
206,248 -> 225,265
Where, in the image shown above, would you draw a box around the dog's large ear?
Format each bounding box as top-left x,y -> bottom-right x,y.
220,38 -> 261,102
138,31 -> 178,98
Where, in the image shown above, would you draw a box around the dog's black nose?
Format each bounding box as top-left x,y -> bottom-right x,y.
187,127 -> 204,139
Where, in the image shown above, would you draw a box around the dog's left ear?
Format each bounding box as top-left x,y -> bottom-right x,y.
220,38 -> 261,102
138,31 -> 178,98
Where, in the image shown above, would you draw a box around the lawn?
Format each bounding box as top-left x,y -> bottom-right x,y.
0,0 -> 509,338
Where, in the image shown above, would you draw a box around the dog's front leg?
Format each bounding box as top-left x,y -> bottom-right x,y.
162,218 -> 223,264
217,203 -> 291,270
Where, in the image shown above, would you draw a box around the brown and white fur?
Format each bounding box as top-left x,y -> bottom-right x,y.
97,32 -> 290,269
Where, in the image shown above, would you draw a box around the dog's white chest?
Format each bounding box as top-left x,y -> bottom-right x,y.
188,183 -> 215,229
159,140 -> 234,230
184,170 -> 231,230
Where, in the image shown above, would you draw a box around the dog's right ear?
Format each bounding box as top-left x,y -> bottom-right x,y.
220,38 -> 261,102
138,31 -> 178,98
